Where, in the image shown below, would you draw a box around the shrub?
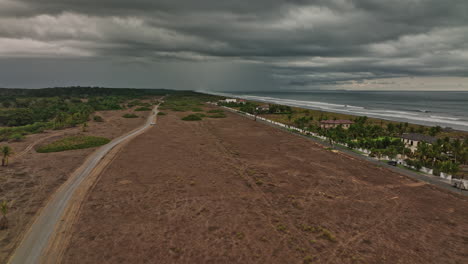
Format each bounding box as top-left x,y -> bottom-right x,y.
135,106 -> 152,111
157,112 -> 166,116
207,109 -> 224,114
9,133 -> 25,141
208,113 -> 227,118
122,113 -> 138,118
93,115 -> 104,122
191,107 -> 203,112
182,114 -> 202,121
37,135 -> 110,153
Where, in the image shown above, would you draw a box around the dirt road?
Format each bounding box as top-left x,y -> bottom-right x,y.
62,108 -> 468,264
7,106 -> 159,264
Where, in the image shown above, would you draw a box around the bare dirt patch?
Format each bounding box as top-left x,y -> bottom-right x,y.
0,107 -> 149,262
63,108 -> 468,264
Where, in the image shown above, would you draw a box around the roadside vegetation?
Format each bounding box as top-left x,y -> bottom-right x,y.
36,135 -> 110,153
135,106 -> 152,111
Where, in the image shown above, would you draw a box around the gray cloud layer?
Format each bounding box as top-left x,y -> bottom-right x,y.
0,0 -> 467,90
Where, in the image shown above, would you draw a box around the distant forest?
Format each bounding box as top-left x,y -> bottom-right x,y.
0,87 -> 196,141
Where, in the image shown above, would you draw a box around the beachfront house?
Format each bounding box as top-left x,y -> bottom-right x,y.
400,133 -> 437,152
218,98 -> 238,104
319,120 -> 354,129
256,104 -> 270,113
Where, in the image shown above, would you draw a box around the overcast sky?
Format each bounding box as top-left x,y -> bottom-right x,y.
1,0 -> 467,91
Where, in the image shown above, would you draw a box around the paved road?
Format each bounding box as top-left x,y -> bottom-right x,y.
223,107 -> 468,197
8,106 -> 159,264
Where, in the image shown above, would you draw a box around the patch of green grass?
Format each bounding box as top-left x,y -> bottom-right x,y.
9,133 -> 25,141
303,255 -> 315,264
236,232 -> 245,239
276,224 -> 287,232
319,227 -> 337,242
157,112 -> 166,116
135,106 -> 152,111
93,115 -> 104,122
207,113 -> 227,118
207,109 -> 224,113
37,135 -> 110,153
182,114 -> 202,121
122,113 -> 138,118
191,107 -> 203,112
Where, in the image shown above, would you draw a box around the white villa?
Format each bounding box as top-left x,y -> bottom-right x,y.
400,133 -> 437,152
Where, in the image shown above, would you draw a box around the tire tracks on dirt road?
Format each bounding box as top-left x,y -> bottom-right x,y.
8,105 -> 160,264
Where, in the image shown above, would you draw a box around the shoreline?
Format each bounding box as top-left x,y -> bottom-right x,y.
202,91 -> 468,132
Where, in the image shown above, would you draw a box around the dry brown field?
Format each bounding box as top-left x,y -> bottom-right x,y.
0,107 -> 150,262
62,106 -> 468,264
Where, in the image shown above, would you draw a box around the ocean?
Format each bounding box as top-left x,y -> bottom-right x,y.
206,90 -> 468,132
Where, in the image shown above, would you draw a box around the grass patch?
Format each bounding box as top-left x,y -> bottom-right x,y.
191,107 -> 203,112
135,106 -> 152,111
37,135 -> 110,153
122,113 -> 138,118
208,113 -> 227,118
157,112 -> 167,116
182,114 -> 202,121
276,224 -> 287,232
93,115 -> 104,122
318,227 -> 337,242
207,109 -> 224,113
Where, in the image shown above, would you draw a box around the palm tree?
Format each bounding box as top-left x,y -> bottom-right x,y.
1,145 -> 12,166
0,201 -> 7,230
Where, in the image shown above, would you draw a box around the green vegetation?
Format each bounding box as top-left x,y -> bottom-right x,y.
1,145 -> 12,166
191,107 -> 203,112
0,87 -> 175,142
135,106 -> 152,111
207,109 -> 224,114
208,113 -> 227,118
93,115 -> 104,122
122,113 -> 138,118
157,112 -> 166,116
37,135 -> 110,153
9,133 -> 24,141
159,92 -> 220,112
182,114 -> 202,121
276,224 -> 287,232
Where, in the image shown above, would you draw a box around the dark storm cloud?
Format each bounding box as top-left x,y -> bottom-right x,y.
0,0 -> 467,89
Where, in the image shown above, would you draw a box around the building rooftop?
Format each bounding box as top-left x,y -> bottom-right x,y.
320,120 -> 354,124
400,133 -> 437,144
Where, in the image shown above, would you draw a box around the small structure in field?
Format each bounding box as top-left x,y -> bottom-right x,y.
219,98 -> 237,104
256,104 -> 270,112
400,133 -> 437,152
320,120 -> 354,129
238,99 -> 247,104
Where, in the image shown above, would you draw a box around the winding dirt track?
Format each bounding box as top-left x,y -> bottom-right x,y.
7,106 -> 159,264
62,108 -> 468,264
